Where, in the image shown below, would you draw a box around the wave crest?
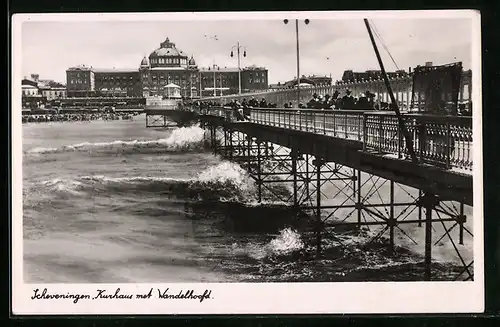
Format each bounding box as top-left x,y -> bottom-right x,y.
25,125 -> 206,155
34,161 -> 260,204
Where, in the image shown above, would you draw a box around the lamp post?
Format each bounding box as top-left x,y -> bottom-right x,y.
203,34 -> 219,98
219,74 -> 223,97
199,71 -> 202,98
284,18 -> 310,107
212,63 -> 220,97
230,42 -> 247,95
189,74 -> 193,99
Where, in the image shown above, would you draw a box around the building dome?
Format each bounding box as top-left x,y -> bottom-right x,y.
188,55 -> 196,66
149,37 -> 187,58
140,56 -> 149,67
148,37 -> 189,69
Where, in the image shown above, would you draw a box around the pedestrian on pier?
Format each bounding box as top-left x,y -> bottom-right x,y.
259,98 -> 268,108
322,94 -> 334,109
307,93 -> 319,109
241,98 -> 249,108
249,97 -> 259,108
341,90 -> 355,109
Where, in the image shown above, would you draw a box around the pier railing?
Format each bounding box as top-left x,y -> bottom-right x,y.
199,107 -> 473,172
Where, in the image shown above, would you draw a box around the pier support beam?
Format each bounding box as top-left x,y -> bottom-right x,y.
291,148 -> 299,207
256,139 -> 263,202
355,169 -> 362,229
389,180 -> 395,254
421,192 -> 439,281
313,157 -> 325,258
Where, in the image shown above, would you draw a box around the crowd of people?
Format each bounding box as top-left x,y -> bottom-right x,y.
186,98 -> 278,111
297,90 -> 393,111
183,88 -> 471,121
186,90 -> 388,112
22,111 -> 140,124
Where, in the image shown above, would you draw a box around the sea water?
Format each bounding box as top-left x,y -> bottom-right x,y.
22,115 -> 473,283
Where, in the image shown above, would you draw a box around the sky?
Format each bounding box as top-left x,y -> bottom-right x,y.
19,14 -> 475,85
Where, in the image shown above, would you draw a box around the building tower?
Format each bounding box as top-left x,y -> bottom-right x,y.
147,37 -> 191,97
187,55 -> 199,98
139,56 -> 151,97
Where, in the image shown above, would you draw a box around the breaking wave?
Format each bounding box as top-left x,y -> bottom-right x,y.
230,227 -> 305,261
25,125 -> 207,155
32,161 -> 289,205
268,228 -> 305,255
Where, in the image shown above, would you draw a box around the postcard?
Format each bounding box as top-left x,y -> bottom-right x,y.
12,10 -> 483,315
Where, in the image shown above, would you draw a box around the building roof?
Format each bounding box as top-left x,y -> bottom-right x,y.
93,68 -> 139,73
41,87 -> 66,91
199,67 -> 239,73
150,47 -> 187,57
341,69 -> 409,82
22,78 -> 38,87
67,65 -> 92,71
149,37 -> 187,58
269,83 -> 287,88
140,56 -> 150,67
188,56 -> 196,66
38,80 -> 66,88
307,75 -> 331,79
22,85 -> 38,89
243,65 -> 267,71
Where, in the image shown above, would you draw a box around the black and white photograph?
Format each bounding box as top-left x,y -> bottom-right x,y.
12,10 -> 483,314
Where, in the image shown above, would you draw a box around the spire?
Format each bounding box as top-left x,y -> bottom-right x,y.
140,56 -> 150,67
188,55 -> 196,66
160,37 -> 175,48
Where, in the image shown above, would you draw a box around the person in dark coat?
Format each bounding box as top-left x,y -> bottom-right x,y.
313,95 -> 324,109
249,97 -> 259,107
307,93 -> 319,109
259,98 -> 268,108
356,94 -> 370,110
365,91 -> 375,110
341,90 -> 355,109
323,94 -> 333,109
241,98 -> 249,108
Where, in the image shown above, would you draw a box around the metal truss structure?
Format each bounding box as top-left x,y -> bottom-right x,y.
204,123 -> 473,281
145,113 -> 172,128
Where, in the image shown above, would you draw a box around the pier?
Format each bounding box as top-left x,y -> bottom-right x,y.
142,18 -> 475,282
193,105 -> 474,281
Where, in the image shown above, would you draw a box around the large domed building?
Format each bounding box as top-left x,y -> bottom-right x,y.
140,37 -> 199,97
66,36 -> 269,98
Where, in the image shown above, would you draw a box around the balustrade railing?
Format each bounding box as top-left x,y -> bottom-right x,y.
199,106 -> 473,172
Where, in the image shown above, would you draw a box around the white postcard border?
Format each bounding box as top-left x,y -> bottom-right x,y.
11,10 -> 484,315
